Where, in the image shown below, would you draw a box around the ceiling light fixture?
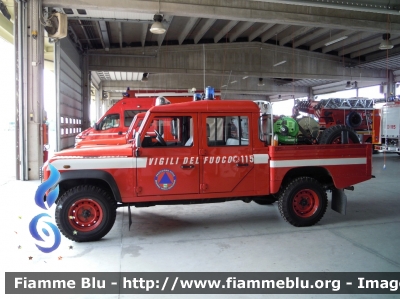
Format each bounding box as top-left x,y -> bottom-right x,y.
221,84 -> 227,88
379,33 -> 394,50
230,80 -> 237,84
273,60 -> 287,67
150,14 -> 166,34
242,76 -> 249,79
150,0 -> 166,34
324,36 -> 348,46
258,78 -> 265,86
141,73 -> 149,82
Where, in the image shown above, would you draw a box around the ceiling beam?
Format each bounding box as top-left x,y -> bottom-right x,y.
312,80 -> 383,95
229,21 -> 254,42
178,17 -> 199,45
100,75 -> 310,97
214,20 -> 238,43
97,20 -> 110,50
194,18 -> 216,44
87,42 -> 388,83
250,0 -> 400,16
77,19 -> 94,49
141,23 -> 148,47
43,0 -> 400,34
261,24 -> 288,43
248,23 -> 274,42
322,32 -> 375,54
292,28 -> 328,48
309,30 -> 354,51
118,22 -> 122,48
279,26 -> 313,46
351,37 -> 400,59
340,36 -> 382,57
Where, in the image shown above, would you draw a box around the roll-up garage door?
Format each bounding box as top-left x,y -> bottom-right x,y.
55,37 -> 83,150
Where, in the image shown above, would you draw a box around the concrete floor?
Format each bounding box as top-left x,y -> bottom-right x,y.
1,152 -> 400,299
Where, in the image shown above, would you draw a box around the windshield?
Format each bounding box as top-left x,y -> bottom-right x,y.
127,113 -> 146,139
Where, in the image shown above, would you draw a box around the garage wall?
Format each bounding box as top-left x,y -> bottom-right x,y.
55,37 -> 83,150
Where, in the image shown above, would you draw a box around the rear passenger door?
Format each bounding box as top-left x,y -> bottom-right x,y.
200,113 -> 254,194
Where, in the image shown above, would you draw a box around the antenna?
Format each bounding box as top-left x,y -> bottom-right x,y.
203,44 -> 206,92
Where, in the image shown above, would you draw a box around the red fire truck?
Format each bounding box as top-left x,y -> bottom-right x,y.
293,98 -> 374,144
75,89 -> 218,147
74,112 -> 145,148
43,98 -> 373,242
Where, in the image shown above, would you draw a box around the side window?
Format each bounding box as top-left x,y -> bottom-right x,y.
124,110 -> 145,127
207,117 -> 225,146
207,116 -> 249,146
100,114 -> 119,130
142,116 -> 193,147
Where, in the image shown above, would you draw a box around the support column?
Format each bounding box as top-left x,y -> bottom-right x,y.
27,0 -> 44,179
16,0 -> 44,180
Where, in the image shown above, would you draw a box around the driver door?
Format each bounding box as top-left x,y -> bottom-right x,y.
136,113 -> 200,197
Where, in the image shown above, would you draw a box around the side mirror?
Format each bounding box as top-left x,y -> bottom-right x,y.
93,123 -> 100,131
134,131 -> 141,157
135,131 -> 141,148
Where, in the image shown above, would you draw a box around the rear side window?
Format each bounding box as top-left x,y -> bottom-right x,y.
207,116 -> 249,146
124,110 -> 146,127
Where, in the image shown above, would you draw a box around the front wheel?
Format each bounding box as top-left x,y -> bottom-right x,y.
278,177 -> 328,227
55,185 -> 117,242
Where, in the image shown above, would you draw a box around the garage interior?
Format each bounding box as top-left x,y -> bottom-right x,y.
1,1 -> 400,297
2,0 -> 400,180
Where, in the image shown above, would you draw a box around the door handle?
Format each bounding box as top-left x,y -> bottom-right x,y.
181,165 -> 194,169
236,163 -> 249,167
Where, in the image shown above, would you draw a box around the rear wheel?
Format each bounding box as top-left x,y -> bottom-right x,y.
278,177 -> 328,227
55,185 -> 117,242
319,124 -> 360,144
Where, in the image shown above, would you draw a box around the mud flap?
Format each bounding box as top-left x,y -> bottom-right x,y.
128,204 -> 133,230
331,188 -> 347,215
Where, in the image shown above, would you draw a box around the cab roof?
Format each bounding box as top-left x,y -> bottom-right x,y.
149,100 -> 260,114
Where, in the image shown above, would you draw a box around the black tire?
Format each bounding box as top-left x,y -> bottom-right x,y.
278,177 -> 328,227
346,111 -> 362,128
318,124 -> 360,144
253,196 -> 276,205
55,185 -> 117,242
